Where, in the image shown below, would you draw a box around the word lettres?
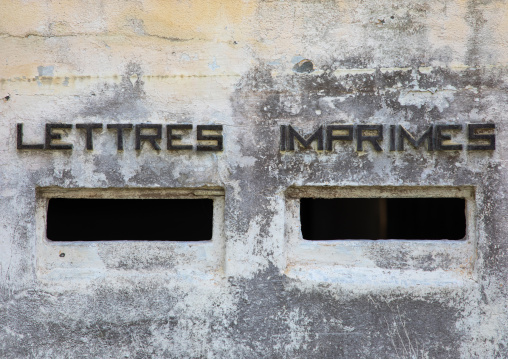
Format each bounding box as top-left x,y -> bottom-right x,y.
17,123 -> 223,151
280,124 -> 495,152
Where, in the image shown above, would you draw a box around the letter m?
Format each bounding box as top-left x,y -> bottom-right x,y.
287,125 -> 323,151
398,125 -> 433,151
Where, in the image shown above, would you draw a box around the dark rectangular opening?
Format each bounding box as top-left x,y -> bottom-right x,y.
47,198 -> 213,241
300,198 -> 466,240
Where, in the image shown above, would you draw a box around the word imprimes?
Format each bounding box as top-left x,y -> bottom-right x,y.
280,124 -> 495,152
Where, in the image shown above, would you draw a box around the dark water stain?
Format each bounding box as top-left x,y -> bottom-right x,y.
227,264 -> 464,358
80,62 -> 148,119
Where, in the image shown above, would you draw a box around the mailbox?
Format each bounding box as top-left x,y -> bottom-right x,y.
1,1 -> 507,358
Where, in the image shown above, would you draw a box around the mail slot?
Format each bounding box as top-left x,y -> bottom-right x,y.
35,188 -> 225,276
46,198 -> 213,241
285,186 -> 476,276
300,197 -> 466,240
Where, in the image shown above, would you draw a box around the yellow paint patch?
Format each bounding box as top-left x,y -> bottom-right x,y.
110,0 -> 258,41
0,1 -> 48,36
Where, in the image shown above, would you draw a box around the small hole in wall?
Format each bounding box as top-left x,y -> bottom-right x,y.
300,198 -> 466,240
293,59 -> 314,73
47,198 -> 213,241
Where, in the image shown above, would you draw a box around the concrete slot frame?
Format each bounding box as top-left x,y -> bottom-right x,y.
285,186 -> 477,287
35,187 -> 225,280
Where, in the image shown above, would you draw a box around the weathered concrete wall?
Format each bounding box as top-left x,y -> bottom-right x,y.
1,0 -> 508,357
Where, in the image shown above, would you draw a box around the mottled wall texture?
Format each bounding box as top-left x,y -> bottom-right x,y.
1,0 -> 508,358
